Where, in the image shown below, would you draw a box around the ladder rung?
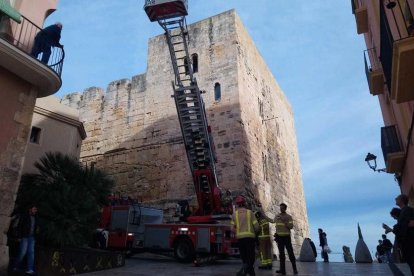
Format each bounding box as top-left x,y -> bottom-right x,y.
178,99 -> 197,103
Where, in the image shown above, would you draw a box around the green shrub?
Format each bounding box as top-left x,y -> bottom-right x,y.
16,152 -> 113,248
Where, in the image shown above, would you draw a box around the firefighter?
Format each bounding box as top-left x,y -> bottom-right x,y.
232,195 -> 259,276
221,189 -> 233,214
255,211 -> 273,269
274,203 -> 298,275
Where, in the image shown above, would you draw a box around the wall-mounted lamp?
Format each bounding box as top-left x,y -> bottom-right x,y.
365,152 -> 387,173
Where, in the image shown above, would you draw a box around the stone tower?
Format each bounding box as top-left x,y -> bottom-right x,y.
62,10 -> 309,251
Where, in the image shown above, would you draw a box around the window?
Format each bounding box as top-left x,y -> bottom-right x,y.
29,126 -> 41,144
214,83 -> 221,101
192,54 -> 198,73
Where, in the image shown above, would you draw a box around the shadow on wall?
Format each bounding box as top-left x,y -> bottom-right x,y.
79,101 -> 259,212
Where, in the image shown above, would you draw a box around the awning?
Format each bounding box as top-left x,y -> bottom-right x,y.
0,0 -> 21,23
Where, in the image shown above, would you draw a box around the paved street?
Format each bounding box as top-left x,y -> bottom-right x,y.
83,254 -> 412,276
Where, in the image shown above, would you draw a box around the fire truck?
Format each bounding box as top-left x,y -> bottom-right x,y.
95,0 -> 236,262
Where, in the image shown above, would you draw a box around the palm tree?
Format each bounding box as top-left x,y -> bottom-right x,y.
16,152 -> 113,248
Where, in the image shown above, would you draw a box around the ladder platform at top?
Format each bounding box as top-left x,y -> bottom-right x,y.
144,0 -> 188,22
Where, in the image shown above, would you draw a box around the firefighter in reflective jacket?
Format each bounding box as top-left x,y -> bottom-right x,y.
255,211 -> 273,269
232,195 -> 259,276
274,203 -> 298,275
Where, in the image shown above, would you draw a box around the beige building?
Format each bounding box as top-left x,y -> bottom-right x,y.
352,0 -> 414,203
63,10 -> 309,251
0,0 -> 62,271
22,96 -> 86,174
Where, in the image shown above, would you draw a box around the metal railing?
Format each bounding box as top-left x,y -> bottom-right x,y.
0,14 -> 64,76
381,125 -> 403,164
363,47 -> 381,88
380,0 -> 414,93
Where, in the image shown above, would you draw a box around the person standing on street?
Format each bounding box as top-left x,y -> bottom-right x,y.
232,195 -> 259,276
382,234 -> 393,263
274,203 -> 298,275
383,208 -> 403,263
13,204 -> 38,275
376,240 -> 385,263
318,228 -> 329,263
394,194 -> 414,274
255,211 -> 272,270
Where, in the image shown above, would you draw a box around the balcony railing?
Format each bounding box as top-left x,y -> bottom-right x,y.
364,48 -> 384,95
380,0 -> 414,103
381,125 -> 405,173
0,14 -> 64,76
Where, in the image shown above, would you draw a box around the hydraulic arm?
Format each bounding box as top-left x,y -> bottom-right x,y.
144,0 -> 223,219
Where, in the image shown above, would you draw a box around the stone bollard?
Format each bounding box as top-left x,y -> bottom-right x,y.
355,224 -> 373,263
299,238 -> 316,262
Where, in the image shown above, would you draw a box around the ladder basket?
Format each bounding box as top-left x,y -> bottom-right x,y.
144,0 -> 188,22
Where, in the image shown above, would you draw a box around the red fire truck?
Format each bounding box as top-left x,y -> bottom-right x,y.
96,197 -> 234,262
94,0 -> 236,262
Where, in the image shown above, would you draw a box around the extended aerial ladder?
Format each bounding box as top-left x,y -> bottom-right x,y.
145,0 -> 224,221
93,2 -> 235,261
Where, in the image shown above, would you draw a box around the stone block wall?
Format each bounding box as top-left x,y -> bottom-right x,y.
233,12 -> 309,249
62,10 -> 309,252
0,67 -> 37,271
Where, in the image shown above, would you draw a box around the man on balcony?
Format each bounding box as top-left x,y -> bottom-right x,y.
31,22 -> 63,64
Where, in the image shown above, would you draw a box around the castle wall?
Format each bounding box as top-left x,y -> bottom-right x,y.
233,13 -> 309,249
62,10 -> 308,251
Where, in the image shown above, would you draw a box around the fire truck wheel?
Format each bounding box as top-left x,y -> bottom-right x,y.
174,238 -> 194,262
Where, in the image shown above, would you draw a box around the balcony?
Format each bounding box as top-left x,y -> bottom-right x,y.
380,0 -> 414,103
351,0 -> 369,34
381,125 -> 405,173
0,13 -> 64,97
364,48 -> 385,95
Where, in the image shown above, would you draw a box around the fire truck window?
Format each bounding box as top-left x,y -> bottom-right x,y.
130,206 -> 141,225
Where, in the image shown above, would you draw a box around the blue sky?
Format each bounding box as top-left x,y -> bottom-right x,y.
47,1 -> 402,261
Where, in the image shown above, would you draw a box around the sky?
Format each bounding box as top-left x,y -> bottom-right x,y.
46,1 -> 402,262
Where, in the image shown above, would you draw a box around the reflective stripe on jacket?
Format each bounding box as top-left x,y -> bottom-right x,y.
258,217 -> 270,238
232,208 -> 258,239
275,213 -> 293,236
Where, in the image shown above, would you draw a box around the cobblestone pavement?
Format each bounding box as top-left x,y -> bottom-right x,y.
83,254 -> 412,276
